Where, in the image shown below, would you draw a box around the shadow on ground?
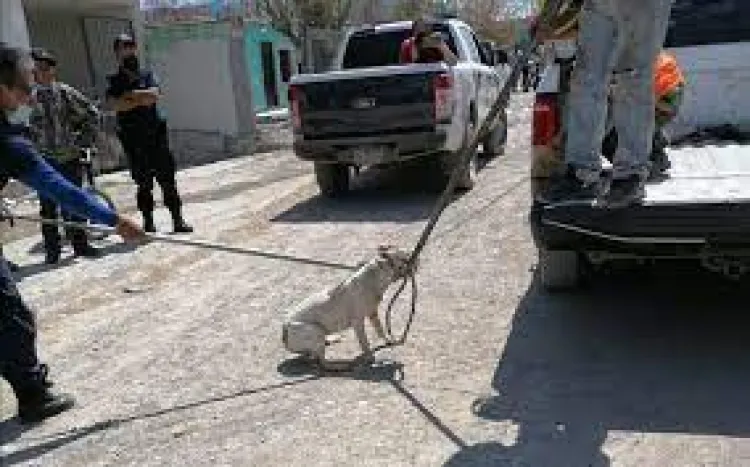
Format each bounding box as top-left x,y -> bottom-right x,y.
0,360 -> 405,465
272,155 -> 494,224
15,242 -> 139,282
445,263 -> 750,466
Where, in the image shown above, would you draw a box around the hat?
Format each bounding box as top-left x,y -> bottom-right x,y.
31,47 -> 57,66
113,33 -> 136,51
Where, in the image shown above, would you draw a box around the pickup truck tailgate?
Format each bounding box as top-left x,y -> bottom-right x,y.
297,70 -> 440,140
538,144 -> 750,246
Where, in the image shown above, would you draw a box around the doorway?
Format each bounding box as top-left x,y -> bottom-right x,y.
260,41 -> 279,108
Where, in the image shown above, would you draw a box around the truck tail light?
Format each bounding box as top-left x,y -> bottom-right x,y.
289,85 -> 303,131
532,94 -> 560,147
433,73 -> 454,123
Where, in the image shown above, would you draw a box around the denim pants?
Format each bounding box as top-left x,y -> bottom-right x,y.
564,0 -> 675,182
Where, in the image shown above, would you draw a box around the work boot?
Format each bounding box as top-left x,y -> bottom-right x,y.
142,212 -> 156,233
73,244 -> 102,259
540,166 -> 601,204
45,248 -> 61,265
13,365 -> 76,424
601,175 -> 646,209
170,208 -> 193,234
649,149 -> 671,180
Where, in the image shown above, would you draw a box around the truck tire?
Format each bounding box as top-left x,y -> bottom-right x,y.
443,120 -> 479,191
315,163 -> 350,197
538,248 -> 581,291
483,111 -> 508,157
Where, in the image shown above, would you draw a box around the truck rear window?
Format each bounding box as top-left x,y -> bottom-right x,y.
341,25 -> 457,69
665,0 -> 750,47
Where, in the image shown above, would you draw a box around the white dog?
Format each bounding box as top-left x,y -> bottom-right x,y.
282,245 -> 415,370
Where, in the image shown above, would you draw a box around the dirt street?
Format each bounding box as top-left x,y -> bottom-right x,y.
3,95 -> 750,466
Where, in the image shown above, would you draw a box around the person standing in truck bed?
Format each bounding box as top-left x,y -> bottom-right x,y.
539,0 -> 676,208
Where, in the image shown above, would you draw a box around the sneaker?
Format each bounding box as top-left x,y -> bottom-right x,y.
649,150 -> 672,180
601,175 -> 646,209
540,168 -> 601,204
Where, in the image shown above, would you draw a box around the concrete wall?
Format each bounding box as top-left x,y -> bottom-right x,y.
669,43 -> 750,137
0,0 -> 31,47
244,24 -> 297,111
145,21 -> 255,166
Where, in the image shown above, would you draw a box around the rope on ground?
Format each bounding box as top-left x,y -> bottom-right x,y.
3,212 -> 359,272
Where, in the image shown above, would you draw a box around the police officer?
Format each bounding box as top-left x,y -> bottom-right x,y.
0,44 -> 145,423
30,48 -> 101,264
106,34 -> 193,234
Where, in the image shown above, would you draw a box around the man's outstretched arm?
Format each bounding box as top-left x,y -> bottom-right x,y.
6,136 -> 118,226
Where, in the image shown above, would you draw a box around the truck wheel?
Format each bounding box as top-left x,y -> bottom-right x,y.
314,163 -> 350,197
538,249 -> 581,291
483,111 -> 508,157
443,120 -> 479,191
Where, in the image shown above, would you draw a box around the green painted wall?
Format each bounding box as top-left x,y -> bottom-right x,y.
144,21 -> 296,113
244,24 -> 296,111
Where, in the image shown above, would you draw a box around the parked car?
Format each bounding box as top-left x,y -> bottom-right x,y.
289,19 -> 508,196
529,0 -> 750,289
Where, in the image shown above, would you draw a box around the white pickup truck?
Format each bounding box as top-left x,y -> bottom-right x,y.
289,19 -> 508,196
529,0 -> 750,289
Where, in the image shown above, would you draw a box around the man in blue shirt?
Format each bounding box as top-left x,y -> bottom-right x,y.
106,34 -> 193,234
0,44 -> 145,423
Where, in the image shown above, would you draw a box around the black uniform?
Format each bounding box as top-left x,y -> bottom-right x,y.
106,68 -> 185,229
1,116 -> 119,422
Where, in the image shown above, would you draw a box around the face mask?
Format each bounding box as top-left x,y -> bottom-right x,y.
5,104 -> 33,126
123,55 -> 140,72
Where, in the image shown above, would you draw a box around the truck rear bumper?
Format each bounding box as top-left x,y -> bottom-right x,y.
293,130 -> 449,165
530,199 -> 750,256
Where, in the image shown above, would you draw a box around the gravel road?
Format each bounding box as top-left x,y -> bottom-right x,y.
3,94 -> 750,466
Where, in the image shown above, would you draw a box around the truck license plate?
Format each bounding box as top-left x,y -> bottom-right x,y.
348,146 -> 391,165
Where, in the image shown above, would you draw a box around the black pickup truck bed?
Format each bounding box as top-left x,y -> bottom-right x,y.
531,144 -> 750,285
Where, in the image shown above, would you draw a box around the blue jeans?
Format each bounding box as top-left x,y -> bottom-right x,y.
564,0 -> 675,182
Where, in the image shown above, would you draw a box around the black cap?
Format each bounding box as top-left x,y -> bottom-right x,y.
113,33 -> 136,51
31,47 -> 57,66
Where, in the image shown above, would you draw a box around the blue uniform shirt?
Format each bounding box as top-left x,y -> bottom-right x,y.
106,68 -> 165,130
0,119 -> 118,227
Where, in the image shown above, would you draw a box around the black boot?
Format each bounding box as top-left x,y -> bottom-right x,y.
74,244 -> 102,259
12,364 -> 75,424
142,211 -> 156,233
45,248 -> 61,265
170,207 -> 193,234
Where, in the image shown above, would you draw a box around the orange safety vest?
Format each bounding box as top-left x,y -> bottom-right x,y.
654,51 -> 685,99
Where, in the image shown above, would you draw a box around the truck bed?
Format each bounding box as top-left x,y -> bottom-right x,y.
534,144 -> 750,252
645,144 -> 750,204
